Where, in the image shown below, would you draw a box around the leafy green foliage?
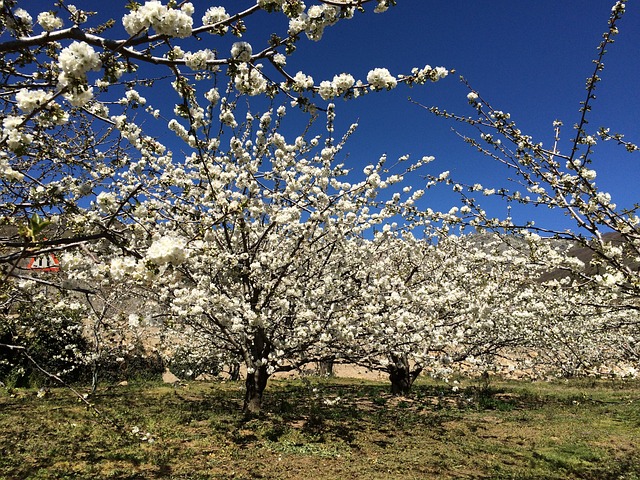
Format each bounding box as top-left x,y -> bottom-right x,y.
90,342 -> 165,384
0,303 -> 88,388
166,344 -> 221,380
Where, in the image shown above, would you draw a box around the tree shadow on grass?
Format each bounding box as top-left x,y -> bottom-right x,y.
246,381 -> 457,447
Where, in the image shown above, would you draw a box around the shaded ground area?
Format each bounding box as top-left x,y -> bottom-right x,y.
1,377 -> 639,479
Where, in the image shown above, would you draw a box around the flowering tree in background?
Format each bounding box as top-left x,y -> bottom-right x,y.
439,235 -> 639,379
317,231 -> 441,394
329,231 -> 559,393
523,283 -> 639,378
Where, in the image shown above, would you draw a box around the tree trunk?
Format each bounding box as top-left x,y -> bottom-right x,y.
243,364 -> 269,414
243,327 -> 272,414
317,358 -> 335,377
228,360 -> 240,381
91,367 -> 98,394
387,353 -> 421,395
389,365 -> 412,395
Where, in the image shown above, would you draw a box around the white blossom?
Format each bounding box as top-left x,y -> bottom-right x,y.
202,6 -> 230,31
288,14 -> 309,35
15,89 -> 53,113
272,53 -> 287,66
37,11 -> 63,31
58,41 -> 102,81
318,80 -> 336,100
233,63 -> 267,96
367,68 -> 397,90
231,42 -> 253,62
292,71 -> 314,91
184,49 -> 215,71
2,115 -> 33,151
122,0 -> 193,38
146,235 -> 188,266
64,85 -> 95,107
332,73 -> 355,95
0,153 -> 24,181
374,0 -> 390,13
8,8 -> 32,32
204,87 -> 221,106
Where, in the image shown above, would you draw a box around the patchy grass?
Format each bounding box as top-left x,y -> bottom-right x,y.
0,376 -> 639,479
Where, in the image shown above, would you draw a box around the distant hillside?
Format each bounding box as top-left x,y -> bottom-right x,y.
459,230 -> 639,283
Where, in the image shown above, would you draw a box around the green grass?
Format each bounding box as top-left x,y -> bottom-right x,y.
1,377 -> 639,479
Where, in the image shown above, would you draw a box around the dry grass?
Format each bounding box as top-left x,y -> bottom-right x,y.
1,376 -> 639,479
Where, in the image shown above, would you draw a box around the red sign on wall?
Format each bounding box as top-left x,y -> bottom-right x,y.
27,253 -> 60,272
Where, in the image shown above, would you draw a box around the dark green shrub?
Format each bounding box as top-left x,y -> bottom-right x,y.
89,342 -> 165,384
167,344 -> 221,380
0,305 -> 89,388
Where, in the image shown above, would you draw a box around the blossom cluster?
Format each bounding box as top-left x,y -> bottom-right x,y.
2,116 -> 32,152
201,6 -> 229,34
0,152 -> 24,181
184,49 -> 216,71
367,68 -> 398,90
308,66 -> 448,100
146,235 -> 189,266
7,7 -> 32,33
233,63 -> 267,96
230,42 -> 253,62
288,4 -> 344,41
58,41 -> 102,81
37,11 -> 63,31
55,41 -> 102,106
122,1 -> 194,38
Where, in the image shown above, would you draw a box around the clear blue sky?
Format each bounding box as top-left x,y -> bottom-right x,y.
24,1 -> 640,233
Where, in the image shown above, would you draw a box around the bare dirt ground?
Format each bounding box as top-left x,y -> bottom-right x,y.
274,363 -> 388,381
166,364 -> 388,383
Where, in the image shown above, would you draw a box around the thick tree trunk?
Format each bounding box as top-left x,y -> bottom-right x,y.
242,326 -> 273,414
243,364 -> 269,414
387,353 -> 422,395
389,368 -> 412,395
317,358 -> 335,377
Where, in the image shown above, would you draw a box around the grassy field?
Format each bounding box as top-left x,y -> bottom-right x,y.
0,376 -> 639,479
